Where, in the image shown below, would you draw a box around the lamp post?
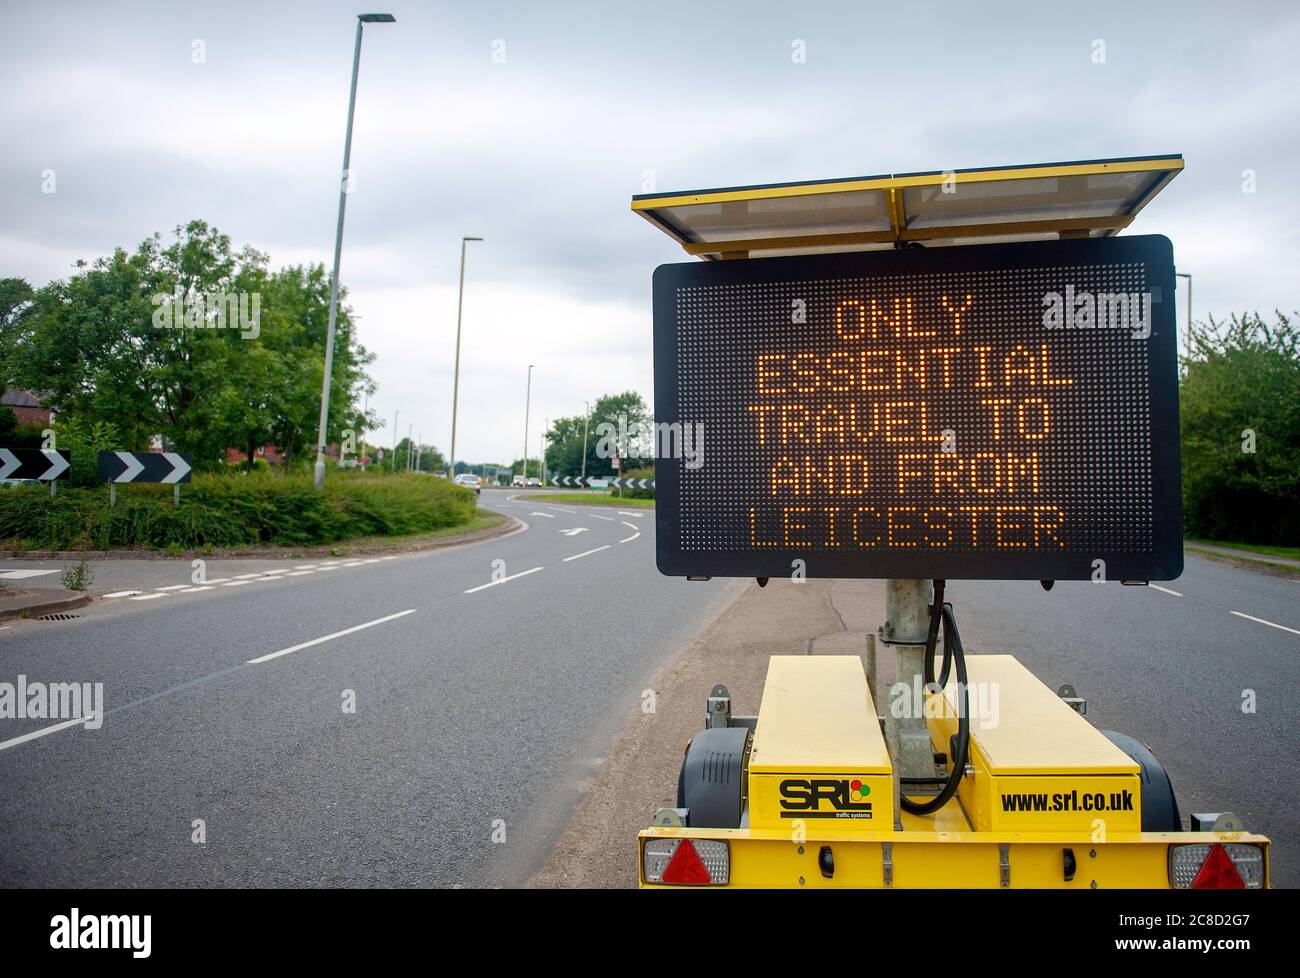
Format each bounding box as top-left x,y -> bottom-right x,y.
392,408 -> 399,474
580,400 -> 591,483
407,422 -> 415,472
313,12 -> 396,491
1176,272 -> 1192,335
522,364 -> 534,481
448,235 -> 483,488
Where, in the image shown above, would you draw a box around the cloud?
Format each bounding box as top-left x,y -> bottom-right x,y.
3,0 -> 1298,459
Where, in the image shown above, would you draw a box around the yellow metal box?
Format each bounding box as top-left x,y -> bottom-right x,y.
748,656 -> 893,831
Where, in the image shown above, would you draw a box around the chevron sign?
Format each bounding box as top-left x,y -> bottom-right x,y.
548,474 -> 655,490
0,448 -> 71,481
98,451 -> 192,484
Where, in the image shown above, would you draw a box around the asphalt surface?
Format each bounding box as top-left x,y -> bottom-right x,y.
1,490 -> 1295,887
0,490 -> 737,887
948,561 -> 1299,885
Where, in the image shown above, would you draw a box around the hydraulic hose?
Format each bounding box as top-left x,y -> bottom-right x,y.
900,581 -> 970,816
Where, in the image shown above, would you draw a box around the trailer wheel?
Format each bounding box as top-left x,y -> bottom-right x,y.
676,726 -> 749,829
1101,730 -> 1182,832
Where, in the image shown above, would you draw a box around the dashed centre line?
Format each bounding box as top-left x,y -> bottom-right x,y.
563,545 -> 610,562
464,566 -> 544,594
1231,611 -> 1300,636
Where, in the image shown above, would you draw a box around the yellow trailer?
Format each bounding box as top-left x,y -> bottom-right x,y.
630,156 -> 1271,889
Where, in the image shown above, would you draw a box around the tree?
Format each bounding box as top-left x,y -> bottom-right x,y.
0,277 -> 35,391
1180,311 -> 1300,543
544,391 -> 651,478
3,222 -> 375,468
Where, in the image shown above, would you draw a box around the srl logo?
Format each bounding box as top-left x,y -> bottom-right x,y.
778,778 -> 873,819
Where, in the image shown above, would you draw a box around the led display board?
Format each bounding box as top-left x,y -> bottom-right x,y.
652,236 -> 1182,581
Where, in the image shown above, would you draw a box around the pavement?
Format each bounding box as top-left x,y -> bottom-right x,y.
0,489 -> 742,887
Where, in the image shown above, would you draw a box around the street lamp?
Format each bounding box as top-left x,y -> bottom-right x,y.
1176,272 -> 1193,336
313,12 -> 397,491
407,422 -> 414,472
392,408 -> 400,473
448,235 -> 483,488
522,364 -> 534,480
580,400 -> 591,483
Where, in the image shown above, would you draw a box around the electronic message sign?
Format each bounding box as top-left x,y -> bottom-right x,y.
652,236 -> 1182,581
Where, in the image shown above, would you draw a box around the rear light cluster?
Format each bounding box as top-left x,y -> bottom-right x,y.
1169,843 -> 1265,889
643,838 -> 730,885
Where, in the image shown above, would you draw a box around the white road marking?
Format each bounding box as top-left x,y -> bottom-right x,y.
590,514 -> 615,522
546,506 -> 580,514
294,565 -> 318,570
203,578 -> 230,585
1150,585 -> 1182,597
618,511 -> 646,518
619,520 -> 641,543
464,566 -> 544,594
559,528 -> 589,537
261,568 -> 291,575
563,545 -> 610,562
362,558 -> 381,564
342,561 -> 365,567
222,580 -> 253,587
178,586 -> 213,593
0,712 -> 96,752
247,609 -> 418,665
154,584 -> 191,592
103,590 -> 142,598
1231,611 -> 1300,636
129,593 -> 167,601
317,565 -> 341,571
233,573 -> 263,580
0,569 -> 60,580
284,570 -> 315,577
531,512 -> 556,518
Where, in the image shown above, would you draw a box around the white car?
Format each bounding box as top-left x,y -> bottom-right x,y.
453,474 -> 481,495
512,475 -> 527,487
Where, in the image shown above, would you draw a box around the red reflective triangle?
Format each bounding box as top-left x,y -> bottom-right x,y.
662,839 -> 712,884
1192,844 -> 1245,889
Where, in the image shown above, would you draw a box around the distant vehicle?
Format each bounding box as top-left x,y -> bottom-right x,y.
0,478 -> 41,488
433,470 -> 448,479
527,477 -> 541,487
512,475 -> 527,487
453,473 -> 481,495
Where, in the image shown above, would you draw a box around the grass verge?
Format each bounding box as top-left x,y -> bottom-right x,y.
517,492 -> 654,508
1192,540 -> 1300,561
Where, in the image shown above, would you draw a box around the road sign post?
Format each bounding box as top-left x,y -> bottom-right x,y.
99,452 -> 193,506
0,448 -> 71,497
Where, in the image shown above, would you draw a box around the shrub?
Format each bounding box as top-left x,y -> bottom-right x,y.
0,471 -> 478,551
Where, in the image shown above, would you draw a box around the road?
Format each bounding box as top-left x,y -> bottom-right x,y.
2,491 -> 1295,887
948,559 -> 1299,885
0,491 -> 738,887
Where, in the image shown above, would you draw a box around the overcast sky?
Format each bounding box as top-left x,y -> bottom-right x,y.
3,1 -> 1297,462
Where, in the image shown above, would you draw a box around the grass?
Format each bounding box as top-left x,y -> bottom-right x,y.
0,470 -> 480,551
517,492 -> 655,508
1191,540 -> 1300,561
